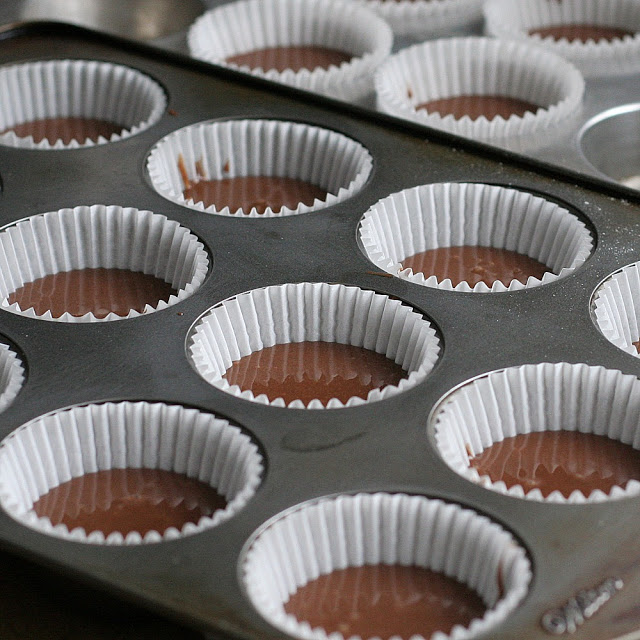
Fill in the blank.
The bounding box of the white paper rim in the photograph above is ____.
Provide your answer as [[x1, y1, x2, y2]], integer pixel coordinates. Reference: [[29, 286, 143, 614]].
[[359, 182, 593, 293], [354, 0, 484, 38], [187, 0, 392, 101], [0, 205, 209, 322], [433, 362, 640, 503], [0, 60, 167, 150], [0, 343, 25, 414], [0, 401, 264, 545], [375, 37, 584, 142], [242, 493, 531, 640], [484, 0, 640, 77], [592, 262, 640, 357], [188, 282, 441, 409], [147, 119, 374, 218]]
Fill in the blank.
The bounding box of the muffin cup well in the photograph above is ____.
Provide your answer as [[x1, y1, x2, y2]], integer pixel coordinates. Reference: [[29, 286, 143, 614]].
[[243, 493, 531, 640], [359, 182, 593, 293], [0, 342, 24, 415], [0, 60, 167, 149], [0, 205, 209, 322], [375, 37, 584, 142], [433, 362, 640, 503], [187, 0, 392, 102], [188, 282, 440, 408], [484, 0, 640, 77], [0, 402, 263, 544], [147, 119, 373, 217]]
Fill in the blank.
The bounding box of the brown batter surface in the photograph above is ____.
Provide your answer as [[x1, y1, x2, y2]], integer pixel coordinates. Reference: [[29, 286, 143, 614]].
[[1, 117, 123, 144], [284, 564, 486, 639], [529, 24, 634, 42], [416, 95, 540, 120], [401, 245, 549, 287], [223, 341, 407, 404], [8, 268, 177, 318], [469, 431, 640, 498], [32, 468, 228, 537], [183, 175, 328, 214], [226, 45, 352, 72]]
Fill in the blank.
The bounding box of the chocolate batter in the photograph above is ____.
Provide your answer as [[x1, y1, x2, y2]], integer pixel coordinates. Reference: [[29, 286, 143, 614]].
[[1, 117, 123, 145], [469, 431, 640, 498], [634, 340, 640, 353], [416, 95, 540, 120], [529, 24, 634, 42], [32, 468, 228, 537], [401, 245, 549, 287], [284, 564, 486, 639], [8, 268, 177, 318], [183, 175, 329, 214], [223, 341, 407, 404], [225, 46, 352, 72]]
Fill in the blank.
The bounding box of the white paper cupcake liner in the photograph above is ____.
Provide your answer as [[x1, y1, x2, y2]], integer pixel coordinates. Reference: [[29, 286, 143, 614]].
[[0, 205, 209, 322], [592, 261, 640, 357], [0, 401, 263, 544], [188, 282, 440, 408], [243, 493, 531, 640], [0, 60, 167, 149], [187, 0, 392, 102], [147, 119, 373, 217], [484, 0, 640, 77], [375, 37, 584, 142], [352, 0, 483, 39], [359, 182, 592, 293], [433, 362, 640, 503], [0, 343, 24, 415]]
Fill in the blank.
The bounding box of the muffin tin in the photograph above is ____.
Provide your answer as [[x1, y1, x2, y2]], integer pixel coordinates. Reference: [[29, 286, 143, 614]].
[[3, 19, 640, 640]]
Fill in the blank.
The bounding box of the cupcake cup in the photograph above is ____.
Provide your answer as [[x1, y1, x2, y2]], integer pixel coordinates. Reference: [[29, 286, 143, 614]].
[[243, 493, 531, 640], [0, 205, 209, 322], [0, 342, 25, 414], [147, 119, 373, 217], [484, 0, 640, 77], [375, 37, 584, 142], [353, 0, 484, 40], [359, 182, 593, 293], [187, 0, 393, 102], [0, 60, 167, 149], [0, 401, 263, 544], [433, 362, 640, 503], [592, 261, 640, 357], [188, 282, 441, 408]]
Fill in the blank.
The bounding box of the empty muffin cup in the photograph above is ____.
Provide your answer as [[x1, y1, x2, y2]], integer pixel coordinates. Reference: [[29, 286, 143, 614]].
[[0, 342, 25, 415], [147, 119, 373, 217], [484, 0, 640, 77], [0, 401, 263, 544], [187, 0, 392, 102], [242, 492, 531, 640], [188, 282, 440, 408], [0, 205, 209, 322], [433, 362, 640, 503], [0, 60, 167, 149], [359, 182, 592, 293], [375, 37, 584, 142], [592, 261, 640, 357]]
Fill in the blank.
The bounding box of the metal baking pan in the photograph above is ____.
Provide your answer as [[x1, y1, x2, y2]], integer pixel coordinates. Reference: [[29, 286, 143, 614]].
[[1, 20, 640, 640]]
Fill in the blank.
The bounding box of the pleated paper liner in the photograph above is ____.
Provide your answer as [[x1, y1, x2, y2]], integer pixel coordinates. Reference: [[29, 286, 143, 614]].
[[353, 0, 483, 39], [0, 60, 166, 149], [592, 261, 640, 358], [147, 119, 373, 217], [484, 0, 640, 77], [359, 182, 593, 293], [242, 493, 531, 640], [433, 363, 640, 503], [375, 37, 584, 143], [188, 282, 440, 409], [0, 342, 24, 414], [0, 205, 209, 322], [187, 0, 392, 102], [0, 402, 263, 544]]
